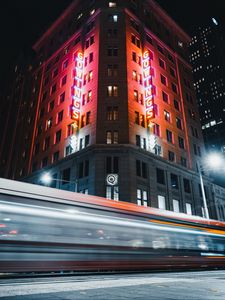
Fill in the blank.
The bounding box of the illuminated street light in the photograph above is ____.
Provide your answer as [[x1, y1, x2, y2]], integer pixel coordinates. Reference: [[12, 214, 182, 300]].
[[41, 173, 52, 184], [205, 152, 224, 170]]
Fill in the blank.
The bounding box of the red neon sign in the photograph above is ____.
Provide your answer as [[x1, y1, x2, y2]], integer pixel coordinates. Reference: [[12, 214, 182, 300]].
[[143, 50, 155, 123], [71, 52, 83, 124]]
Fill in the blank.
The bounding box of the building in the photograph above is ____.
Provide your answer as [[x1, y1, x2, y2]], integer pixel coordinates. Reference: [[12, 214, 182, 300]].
[[2, 0, 223, 219], [189, 18, 225, 153]]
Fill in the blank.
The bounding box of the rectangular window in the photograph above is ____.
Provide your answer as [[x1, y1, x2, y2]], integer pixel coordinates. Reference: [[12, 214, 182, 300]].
[[136, 160, 147, 178], [158, 195, 166, 210], [49, 100, 54, 112], [86, 111, 91, 124], [137, 189, 148, 207], [136, 135, 141, 147], [107, 47, 118, 56], [106, 131, 118, 144], [106, 156, 119, 173], [59, 92, 65, 103], [65, 145, 73, 157], [51, 84, 57, 94], [173, 199, 180, 213], [153, 123, 160, 137], [62, 59, 68, 70], [183, 178, 191, 193], [171, 173, 179, 189], [135, 111, 139, 124], [166, 129, 173, 143], [181, 156, 187, 167], [55, 130, 61, 144], [53, 151, 59, 163], [174, 99, 180, 111], [44, 136, 50, 151], [170, 67, 176, 77], [176, 117, 182, 130], [178, 136, 185, 149], [168, 150, 175, 162], [61, 168, 70, 184], [107, 85, 118, 97], [42, 157, 48, 168], [156, 168, 165, 184], [172, 83, 178, 94], [87, 90, 92, 102], [186, 203, 192, 215], [164, 110, 171, 122], [61, 75, 67, 86], [160, 74, 167, 85], [89, 52, 93, 63], [132, 51, 137, 62], [85, 135, 90, 147], [57, 110, 63, 123], [46, 118, 52, 130], [108, 64, 118, 76], [159, 58, 165, 69], [162, 91, 169, 103]]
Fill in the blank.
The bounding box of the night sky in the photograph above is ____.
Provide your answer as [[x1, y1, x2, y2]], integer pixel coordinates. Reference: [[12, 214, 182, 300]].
[[1, 0, 225, 93]]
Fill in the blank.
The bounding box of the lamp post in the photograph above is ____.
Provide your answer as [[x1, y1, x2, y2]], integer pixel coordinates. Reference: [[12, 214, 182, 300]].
[[41, 173, 78, 192], [197, 152, 224, 219]]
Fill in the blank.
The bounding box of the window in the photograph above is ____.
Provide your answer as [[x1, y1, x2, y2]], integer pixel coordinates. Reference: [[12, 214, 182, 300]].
[[186, 203, 192, 215], [157, 44, 164, 54], [164, 110, 171, 122], [42, 157, 48, 168], [136, 160, 147, 178], [61, 168, 70, 184], [159, 58, 165, 69], [137, 189, 148, 207], [140, 114, 145, 127], [178, 136, 185, 149], [86, 20, 95, 33], [89, 52, 94, 63], [107, 106, 118, 120], [84, 112, 90, 125], [107, 85, 118, 96], [79, 137, 85, 150], [85, 135, 90, 147], [176, 117, 182, 129], [81, 115, 85, 128], [174, 99, 180, 111], [107, 28, 118, 38], [44, 136, 50, 151], [65, 145, 73, 156], [183, 178, 191, 193], [136, 135, 141, 147], [166, 129, 173, 143], [172, 83, 178, 94], [90, 35, 94, 45], [181, 156, 187, 167], [106, 131, 118, 144], [55, 130, 61, 144], [168, 150, 175, 162], [106, 186, 119, 200], [168, 53, 174, 63], [52, 68, 58, 78], [107, 47, 118, 56], [57, 110, 63, 123], [153, 123, 160, 137], [108, 64, 118, 76], [136, 135, 146, 149], [173, 199, 180, 213], [88, 70, 93, 81], [131, 34, 140, 48], [53, 151, 59, 163], [108, 14, 118, 22], [87, 90, 92, 102], [160, 74, 167, 85], [78, 160, 89, 178], [67, 123, 76, 137], [61, 75, 67, 86], [106, 156, 119, 173], [132, 70, 137, 81], [59, 92, 65, 103], [156, 168, 165, 184], [62, 59, 68, 70], [171, 174, 179, 189], [158, 195, 166, 210], [162, 91, 169, 103], [170, 67, 176, 77], [135, 111, 139, 124], [51, 84, 56, 94], [132, 51, 137, 62]]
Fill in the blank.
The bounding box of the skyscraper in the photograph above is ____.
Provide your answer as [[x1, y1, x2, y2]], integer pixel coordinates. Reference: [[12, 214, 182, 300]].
[[190, 17, 225, 152], [1, 0, 221, 219]]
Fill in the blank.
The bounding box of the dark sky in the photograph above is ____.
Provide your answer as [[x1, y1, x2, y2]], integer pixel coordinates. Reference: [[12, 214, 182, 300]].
[[1, 0, 225, 93]]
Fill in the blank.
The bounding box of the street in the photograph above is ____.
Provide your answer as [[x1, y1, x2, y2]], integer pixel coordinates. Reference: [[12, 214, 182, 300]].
[[1, 270, 225, 299]]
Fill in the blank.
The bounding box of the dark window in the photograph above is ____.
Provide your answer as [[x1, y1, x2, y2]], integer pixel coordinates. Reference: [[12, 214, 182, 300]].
[[85, 135, 90, 147], [183, 178, 191, 193], [176, 117, 182, 129], [168, 150, 175, 162], [162, 91, 169, 103], [159, 58, 165, 69], [171, 173, 179, 189], [106, 157, 119, 173], [170, 67, 176, 77], [61, 168, 70, 184], [160, 74, 167, 85], [174, 99, 180, 111], [193, 143, 197, 155], [55, 130, 61, 144], [42, 157, 48, 168], [181, 157, 187, 167], [61, 75, 67, 86], [156, 168, 165, 184], [178, 136, 185, 149], [86, 111, 91, 124], [136, 135, 141, 147], [51, 84, 56, 94], [53, 68, 58, 78], [154, 123, 160, 136], [89, 52, 94, 63], [157, 44, 164, 54], [132, 51, 137, 62], [166, 129, 173, 143], [136, 160, 141, 177], [65, 145, 73, 156], [107, 64, 118, 76], [59, 92, 65, 103], [44, 136, 50, 151], [172, 83, 178, 94], [57, 110, 63, 123], [135, 111, 139, 124], [53, 151, 59, 162], [84, 160, 89, 177], [107, 47, 118, 56], [49, 100, 54, 112], [62, 59, 68, 70]]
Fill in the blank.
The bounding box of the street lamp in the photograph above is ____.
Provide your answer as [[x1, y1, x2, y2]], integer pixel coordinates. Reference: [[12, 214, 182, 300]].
[[197, 152, 224, 219], [40, 173, 78, 192]]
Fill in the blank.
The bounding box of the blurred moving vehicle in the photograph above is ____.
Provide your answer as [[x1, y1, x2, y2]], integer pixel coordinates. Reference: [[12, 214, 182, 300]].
[[1, 178, 225, 273]]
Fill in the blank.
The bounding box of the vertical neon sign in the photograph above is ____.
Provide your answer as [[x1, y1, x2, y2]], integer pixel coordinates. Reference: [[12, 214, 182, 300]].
[[71, 52, 84, 126], [143, 50, 155, 124]]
